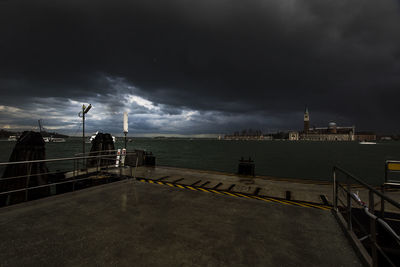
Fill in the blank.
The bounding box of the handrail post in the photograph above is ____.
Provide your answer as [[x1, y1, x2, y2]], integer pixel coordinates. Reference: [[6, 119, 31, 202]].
[[72, 160, 76, 192], [25, 163, 31, 202], [384, 160, 388, 184], [369, 191, 378, 267], [333, 167, 337, 211], [85, 154, 88, 175], [96, 157, 99, 179], [347, 175, 352, 231], [380, 185, 385, 219]]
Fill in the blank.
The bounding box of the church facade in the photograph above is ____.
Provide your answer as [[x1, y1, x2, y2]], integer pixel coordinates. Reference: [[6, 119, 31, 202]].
[[297, 108, 355, 141]]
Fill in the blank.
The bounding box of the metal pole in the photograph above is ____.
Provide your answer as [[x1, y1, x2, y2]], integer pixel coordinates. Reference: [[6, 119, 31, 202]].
[[82, 106, 85, 156], [382, 161, 387, 218], [25, 163, 30, 202], [133, 154, 139, 180], [347, 175, 352, 231], [333, 167, 337, 211], [124, 132, 127, 149], [369, 191, 378, 267], [381, 185, 385, 218], [384, 161, 388, 184]]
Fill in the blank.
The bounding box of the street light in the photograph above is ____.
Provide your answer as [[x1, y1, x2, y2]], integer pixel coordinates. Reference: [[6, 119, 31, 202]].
[[78, 104, 92, 155]]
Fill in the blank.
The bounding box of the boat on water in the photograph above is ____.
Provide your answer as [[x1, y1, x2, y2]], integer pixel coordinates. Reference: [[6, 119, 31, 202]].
[[38, 119, 67, 143], [359, 141, 377, 145], [7, 135, 18, 141], [43, 136, 66, 143], [89, 131, 116, 143]]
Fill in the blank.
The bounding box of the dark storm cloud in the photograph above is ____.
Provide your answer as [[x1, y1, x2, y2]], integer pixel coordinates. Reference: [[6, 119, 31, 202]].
[[0, 0, 399, 133]]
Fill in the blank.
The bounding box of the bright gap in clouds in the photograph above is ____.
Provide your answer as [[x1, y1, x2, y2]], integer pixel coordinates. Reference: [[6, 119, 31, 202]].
[[0, 91, 209, 135], [0, 74, 284, 136], [125, 95, 160, 111]]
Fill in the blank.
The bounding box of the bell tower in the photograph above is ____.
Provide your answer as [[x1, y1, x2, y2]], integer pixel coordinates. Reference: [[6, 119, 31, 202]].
[[304, 107, 310, 133]]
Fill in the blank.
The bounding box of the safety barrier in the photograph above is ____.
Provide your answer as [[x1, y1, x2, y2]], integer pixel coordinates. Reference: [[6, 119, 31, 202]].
[[0, 150, 138, 206], [333, 166, 400, 267], [385, 160, 400, 186]]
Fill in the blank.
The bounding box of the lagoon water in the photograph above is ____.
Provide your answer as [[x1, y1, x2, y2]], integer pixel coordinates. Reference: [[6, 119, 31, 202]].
[[1, 138, 400, 185]]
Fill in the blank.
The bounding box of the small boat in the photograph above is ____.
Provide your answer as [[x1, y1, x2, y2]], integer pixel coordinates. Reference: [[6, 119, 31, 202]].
[[359, 141, 377, 145], [51, 137, 66, 143], [43, 136, 66, 143], [38, 120, 66, 143], [8, 136, 18, 141]]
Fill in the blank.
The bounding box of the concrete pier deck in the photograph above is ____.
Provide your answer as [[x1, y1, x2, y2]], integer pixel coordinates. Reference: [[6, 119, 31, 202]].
[[0, 179, 362, 266], [132, 166, 337, 203], [130, 165, 400, 209]]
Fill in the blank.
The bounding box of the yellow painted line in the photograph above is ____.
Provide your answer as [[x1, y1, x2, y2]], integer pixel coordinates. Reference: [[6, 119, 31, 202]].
[[273, 198, 310, 208], [251, 195, 328, 210], [138, 177, 330, 210], [265, 197, 296, 206], [186, 186, 198, 191], [318, 205, 332, 210], [294, 202, 331, 210], [299, 202, 331, 210], [235, 193, 253, 199], [251, 196, 273, 203], [272, 198, 316, 209], [198, 188, 210, 193], [265, 197, 329, 210], [209, 189, 224, 195], [223, 191, 239, 197], [285, 200, 330, 210]]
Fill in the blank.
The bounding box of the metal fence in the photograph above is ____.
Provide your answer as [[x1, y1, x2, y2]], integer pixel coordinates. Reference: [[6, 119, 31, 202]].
[[385, 160, 400, 185], [333, 166, 400, 267], [0, 150, 139, 206]]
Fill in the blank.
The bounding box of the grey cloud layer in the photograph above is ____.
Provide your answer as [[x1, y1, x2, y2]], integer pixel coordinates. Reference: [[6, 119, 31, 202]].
[[0, 0, 399, 133]]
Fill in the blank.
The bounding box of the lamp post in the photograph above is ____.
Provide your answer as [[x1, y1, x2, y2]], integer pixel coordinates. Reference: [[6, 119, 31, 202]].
[[123, 111, 128, 149], [78, 104, 92, 155]]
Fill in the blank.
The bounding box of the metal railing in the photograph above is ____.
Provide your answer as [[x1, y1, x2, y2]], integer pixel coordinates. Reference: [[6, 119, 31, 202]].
[[333, 166, 400, 267], [0, 150, 139, 206], [385, 160, 400, 186]]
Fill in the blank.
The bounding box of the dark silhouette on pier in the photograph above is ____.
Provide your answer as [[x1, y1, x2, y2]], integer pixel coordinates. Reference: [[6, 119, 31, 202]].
[[0, 131, 49, 205]]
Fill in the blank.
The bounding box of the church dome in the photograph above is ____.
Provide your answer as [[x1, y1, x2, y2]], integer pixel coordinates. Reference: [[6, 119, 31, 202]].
[[328, 122, 337, 129]]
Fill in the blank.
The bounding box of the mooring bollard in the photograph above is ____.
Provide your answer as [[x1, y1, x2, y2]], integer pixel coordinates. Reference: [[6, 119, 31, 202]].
[[238, 156, 255, 176], [87, 132, 115, 168], [1, 131, 50, 205], [144, 152, 156, 166]]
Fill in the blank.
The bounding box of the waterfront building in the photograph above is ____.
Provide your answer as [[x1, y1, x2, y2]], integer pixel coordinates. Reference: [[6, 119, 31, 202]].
[[223, 134, 269, 140], [300, 109, 355, 141], [223, 129, 271, 140], [289, 131, 299, 140], [355, 132, 377, 142]]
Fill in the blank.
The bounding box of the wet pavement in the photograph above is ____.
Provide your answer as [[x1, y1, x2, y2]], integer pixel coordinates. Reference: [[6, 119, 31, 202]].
[[0, 179, 362, 266]]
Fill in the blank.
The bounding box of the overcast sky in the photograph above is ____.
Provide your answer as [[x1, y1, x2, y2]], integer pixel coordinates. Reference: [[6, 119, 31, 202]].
[[0, 0, 399, 136]]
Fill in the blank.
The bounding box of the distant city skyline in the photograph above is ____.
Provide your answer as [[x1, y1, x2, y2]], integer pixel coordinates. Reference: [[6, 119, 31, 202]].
[[1, 0, 400, 135]]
